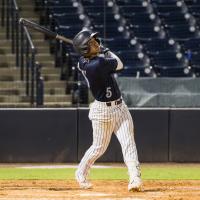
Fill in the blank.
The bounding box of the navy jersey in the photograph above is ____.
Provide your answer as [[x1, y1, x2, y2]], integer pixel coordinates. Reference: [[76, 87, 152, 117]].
[[78, 56, 121, 102]]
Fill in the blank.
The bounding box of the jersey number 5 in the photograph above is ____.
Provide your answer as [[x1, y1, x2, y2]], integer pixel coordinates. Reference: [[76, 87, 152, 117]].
[[106, 87, 112, 98]]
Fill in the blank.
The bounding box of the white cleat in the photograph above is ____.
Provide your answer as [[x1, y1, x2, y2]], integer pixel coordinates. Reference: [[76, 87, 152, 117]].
[[128, 176, 143, 192], [75, 170, 92, 189]]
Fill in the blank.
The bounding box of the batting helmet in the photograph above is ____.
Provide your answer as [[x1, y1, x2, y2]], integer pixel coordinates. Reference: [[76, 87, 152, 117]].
[[73, 30, 99, 56]]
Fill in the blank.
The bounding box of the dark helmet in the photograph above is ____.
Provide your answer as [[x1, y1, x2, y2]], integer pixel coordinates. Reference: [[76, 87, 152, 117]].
[[73, 29, 99, 56]]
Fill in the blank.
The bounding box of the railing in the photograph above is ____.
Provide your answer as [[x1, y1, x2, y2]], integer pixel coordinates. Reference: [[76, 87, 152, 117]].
[[1, 0, 20, 66], [1, 0, 44, 107], [20, 24, 44, 106]]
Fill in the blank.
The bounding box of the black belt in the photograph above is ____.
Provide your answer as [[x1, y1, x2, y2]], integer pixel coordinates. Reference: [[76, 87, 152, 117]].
[[106, 98, 122, 107]]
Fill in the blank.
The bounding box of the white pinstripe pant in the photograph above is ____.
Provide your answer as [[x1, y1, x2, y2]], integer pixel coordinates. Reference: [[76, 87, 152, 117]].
[[77, 99, 141, 181]]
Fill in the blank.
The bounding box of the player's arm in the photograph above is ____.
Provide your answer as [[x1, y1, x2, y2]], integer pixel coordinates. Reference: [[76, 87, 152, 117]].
[[104, 51, 123, 71]]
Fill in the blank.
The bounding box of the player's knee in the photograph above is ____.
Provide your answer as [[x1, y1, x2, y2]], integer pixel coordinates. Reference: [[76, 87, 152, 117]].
[[91, 145, 106, 158]]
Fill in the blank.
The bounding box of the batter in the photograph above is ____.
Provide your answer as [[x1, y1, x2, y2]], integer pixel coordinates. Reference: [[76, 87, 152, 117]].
[[73, 30, 142, 192]]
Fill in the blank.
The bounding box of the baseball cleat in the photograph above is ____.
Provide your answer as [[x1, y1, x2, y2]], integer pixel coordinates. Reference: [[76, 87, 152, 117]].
[[75, 170, 92, 189], [128, 176, 142, 192]]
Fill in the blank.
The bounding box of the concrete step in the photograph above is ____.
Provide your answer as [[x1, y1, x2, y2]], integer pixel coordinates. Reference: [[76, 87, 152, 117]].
[[0, 31, 46, 40], [0, 80, 65, 88], [0, 54, 16, 63], [19, 5, 37, 10], [31, 39, 51, 48], [0, 87, 66, 96], [44, 88, 66, 95], [0, 81, 24, 88], [43, 81, 66, 88], [43, 94, 72, 102], [1, 93, 71, 103], [41, 67, 60, 74], [0, 95, 21, 103], [43, 102, 72, 107], [1, 38, 50, 51], [39, 61, 55, 68], [0, 17, 39, 26], [0, 66, 60, 77], [18, 0, 35, 6], [0, 102, 72, 108], [0, 73, 60, 81], [0, 53, 54, 64], [0, 102, 31, 108], [0, 88, 22, 95], [0, 33, 6, 40], [43, 74, 60, 81], [19, 10, 38, 18], [0, 46, 50, 54], [0, 67, 20, 75]]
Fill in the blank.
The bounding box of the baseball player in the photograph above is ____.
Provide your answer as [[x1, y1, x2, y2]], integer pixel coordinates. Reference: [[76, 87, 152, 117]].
[[73, 29, 142, 192]]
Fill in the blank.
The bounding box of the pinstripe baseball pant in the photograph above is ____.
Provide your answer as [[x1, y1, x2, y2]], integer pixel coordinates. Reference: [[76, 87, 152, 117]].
[[77, 98, 141, 180]]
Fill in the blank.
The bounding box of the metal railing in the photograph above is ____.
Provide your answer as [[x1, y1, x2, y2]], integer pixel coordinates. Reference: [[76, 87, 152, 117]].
[[1, 0, 20, 66], [20, 24, 44, 106], [1, 0, 44, 107]]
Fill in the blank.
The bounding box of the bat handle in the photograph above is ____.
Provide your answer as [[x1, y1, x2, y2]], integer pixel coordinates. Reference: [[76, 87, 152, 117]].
[[56, 35, 73, 45]]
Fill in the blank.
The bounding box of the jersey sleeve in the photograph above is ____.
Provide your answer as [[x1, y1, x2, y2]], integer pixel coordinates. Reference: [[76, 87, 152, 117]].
[[99, 57, 118, 73], [78, 56, 88, 70]]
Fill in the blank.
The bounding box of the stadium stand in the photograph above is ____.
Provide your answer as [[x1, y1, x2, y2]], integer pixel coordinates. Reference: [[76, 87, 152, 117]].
[[1, 0, 200, 107]]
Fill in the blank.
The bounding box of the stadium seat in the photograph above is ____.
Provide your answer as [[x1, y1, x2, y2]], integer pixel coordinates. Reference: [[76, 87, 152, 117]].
[[51, 13, 84, 28], [152, 0, 188, 15], [102, 36, 143, 52], [115, 0, 147, 6], [80, 0, 106, 6], [168, 25, 200, 41], [126, 13, 161, 26], [183, 38, 200, 53], [145, 38, 181, 56], [190, 52, 200, 76], [84, 6, 113, 14], [117, 50, 155, 77], [161, 12, 196, 28], [91, 25, 125, 38], [88, 12, 119, 26], [130, 25, 166, 41], [152, 51, 193, 77]]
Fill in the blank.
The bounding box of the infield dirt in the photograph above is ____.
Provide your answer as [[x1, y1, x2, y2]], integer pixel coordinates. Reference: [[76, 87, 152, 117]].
[[0, 180, 200, 200]]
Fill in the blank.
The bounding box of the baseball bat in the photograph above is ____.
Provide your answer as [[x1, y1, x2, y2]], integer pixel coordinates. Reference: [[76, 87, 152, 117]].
[[19, 18, 73, 45]]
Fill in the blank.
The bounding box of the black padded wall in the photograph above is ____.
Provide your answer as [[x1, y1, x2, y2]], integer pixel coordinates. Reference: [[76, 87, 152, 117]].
[[131, 109, 169, 162], [0, 109, 77, 162], [169, 109, 200, 162]]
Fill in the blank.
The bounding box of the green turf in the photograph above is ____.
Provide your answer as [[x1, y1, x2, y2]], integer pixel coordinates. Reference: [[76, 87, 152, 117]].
[[0, 165, 200, 180]]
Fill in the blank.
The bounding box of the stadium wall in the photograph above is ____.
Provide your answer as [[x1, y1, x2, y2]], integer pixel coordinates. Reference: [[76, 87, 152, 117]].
[[0, 108, 199, 163]]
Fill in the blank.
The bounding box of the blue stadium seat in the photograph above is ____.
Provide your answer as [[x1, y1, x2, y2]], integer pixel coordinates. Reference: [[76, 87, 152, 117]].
[[52, 13, 84, 27], [126, 13, 161, 26], [168, 25, 200, 41], [183, 38, 200, 53], [80, 0, 106, 6], [117, 50, 155, 77], [91, 25, 125, 38], [145, 38, 181, 56], [84, 6, 113, 14], [190, 52, 200, 76], [115, 0, 146, 6], [88, 12, 119, 26], [130, 25, 166, 41], [152, 51, 193, 77], [152, 0, 188, 14], [119, 6, 150, 15], [161, 12, 196, 28], [102, 37, 143, 52]]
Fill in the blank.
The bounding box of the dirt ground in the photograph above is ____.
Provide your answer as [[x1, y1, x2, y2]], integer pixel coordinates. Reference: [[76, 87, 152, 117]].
[[0, 180, 200, 200]]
